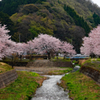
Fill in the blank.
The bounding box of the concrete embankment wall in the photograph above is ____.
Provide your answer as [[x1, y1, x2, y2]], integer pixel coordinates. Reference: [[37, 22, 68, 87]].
[[0, 69, 18, 89], [53, 61, 73, 68], [80, 66, 100, 84]]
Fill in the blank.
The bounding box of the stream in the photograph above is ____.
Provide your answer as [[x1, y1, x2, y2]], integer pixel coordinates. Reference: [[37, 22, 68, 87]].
[[31, 66, 80, 100], [31, 74, 71, 100]]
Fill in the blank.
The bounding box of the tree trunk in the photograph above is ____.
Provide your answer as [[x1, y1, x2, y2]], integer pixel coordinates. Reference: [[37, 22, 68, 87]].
[[63, 55, 66, 59], [47, 52, 51, 59], [56, 53, 58, 59], [12, 56, 14, 68]]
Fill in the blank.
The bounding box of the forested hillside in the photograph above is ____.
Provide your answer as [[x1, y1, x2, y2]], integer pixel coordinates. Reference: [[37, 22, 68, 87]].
[[0, 0, 100, 53], [0, 0, 46, 15]]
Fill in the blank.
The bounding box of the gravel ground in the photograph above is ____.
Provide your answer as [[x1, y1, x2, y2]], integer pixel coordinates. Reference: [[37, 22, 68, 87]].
[[14, 66, 68, 75]]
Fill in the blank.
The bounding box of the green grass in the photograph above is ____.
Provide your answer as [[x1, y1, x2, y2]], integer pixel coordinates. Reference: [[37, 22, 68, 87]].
[[53, 56, 63, 59], [72, 60, 78, 64], [60, 71, 100, 100], [83, 59, 100, 71], [0, 71, 45, 100], [47, 68, 73, 75], [0, 62, 12, 74], [51, 58, 71, 62]]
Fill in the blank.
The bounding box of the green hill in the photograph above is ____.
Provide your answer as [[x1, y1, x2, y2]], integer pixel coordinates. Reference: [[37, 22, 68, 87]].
[[0, 0, 100, 52]]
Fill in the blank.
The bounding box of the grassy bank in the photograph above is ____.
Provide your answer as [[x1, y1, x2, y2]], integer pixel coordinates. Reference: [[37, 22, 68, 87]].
[[47, 68, 73, 75], [83, 59, 100, 71], [0, 71, 46, 100], [51, 58, 71, 62], [60, 71, 100, 100], [0, 62, 12, 73]]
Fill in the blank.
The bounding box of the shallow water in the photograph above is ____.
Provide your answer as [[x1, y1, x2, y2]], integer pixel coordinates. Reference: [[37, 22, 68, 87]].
[[31, 74, 71, 100]]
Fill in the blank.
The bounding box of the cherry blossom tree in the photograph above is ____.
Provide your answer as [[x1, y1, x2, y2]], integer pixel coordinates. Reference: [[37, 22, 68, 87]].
[[0, 24, 12, 59], [80, 25, 100, 57], [30, 34, 76, 59], [0, 42, 6, 59], [24, 40, 36, 60], [0, 24, 25, 60], [60, 42, 76, 58], [26, 40, 35, 54], [14, 43, 27, 60], [15, 43, 27, 55]]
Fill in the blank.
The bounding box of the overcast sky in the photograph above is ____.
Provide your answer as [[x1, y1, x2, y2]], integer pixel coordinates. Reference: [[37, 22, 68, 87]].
[[92, 0, 100, 7]]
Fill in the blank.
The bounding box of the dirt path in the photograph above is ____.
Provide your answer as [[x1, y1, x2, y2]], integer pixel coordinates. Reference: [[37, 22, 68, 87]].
[[14, 66, 68, 74]]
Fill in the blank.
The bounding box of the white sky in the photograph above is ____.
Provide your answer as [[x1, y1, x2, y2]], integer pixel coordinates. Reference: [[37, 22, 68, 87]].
[[92, 0, 100, 7]]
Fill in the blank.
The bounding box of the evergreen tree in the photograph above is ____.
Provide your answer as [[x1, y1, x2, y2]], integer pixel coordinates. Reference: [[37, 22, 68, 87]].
[[0, 11, 15, 37], [64, 5, 90, 35], [93, 13, 100, 26]]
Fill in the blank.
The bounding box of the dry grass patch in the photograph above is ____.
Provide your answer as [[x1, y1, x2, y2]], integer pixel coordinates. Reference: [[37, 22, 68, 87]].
[[47, 68, 73, 75], [0, 62, 12, 74]]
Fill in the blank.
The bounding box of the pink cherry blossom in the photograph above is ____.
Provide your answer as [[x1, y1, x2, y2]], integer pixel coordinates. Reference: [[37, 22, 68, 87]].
[[81, 25, 100, 56], [27, 34, 76, 58]]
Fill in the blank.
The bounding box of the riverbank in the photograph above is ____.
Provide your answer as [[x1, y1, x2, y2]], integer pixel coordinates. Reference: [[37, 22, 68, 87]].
[[0, 62, 12, 73], [0, 59, 73, 100], [0, 66, 72, 100], [59, 71, 100, 100], [14, 66, 73, 75], [0, 71, 47, 100]]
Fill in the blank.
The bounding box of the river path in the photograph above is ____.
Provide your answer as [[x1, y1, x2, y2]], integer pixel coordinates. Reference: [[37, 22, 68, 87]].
[[31, 65, 80, 100], [31, 74, 71, 100]]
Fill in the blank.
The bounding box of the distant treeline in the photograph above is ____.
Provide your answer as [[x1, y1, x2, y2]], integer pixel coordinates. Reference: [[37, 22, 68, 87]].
[[0, 0, 46, 15]]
